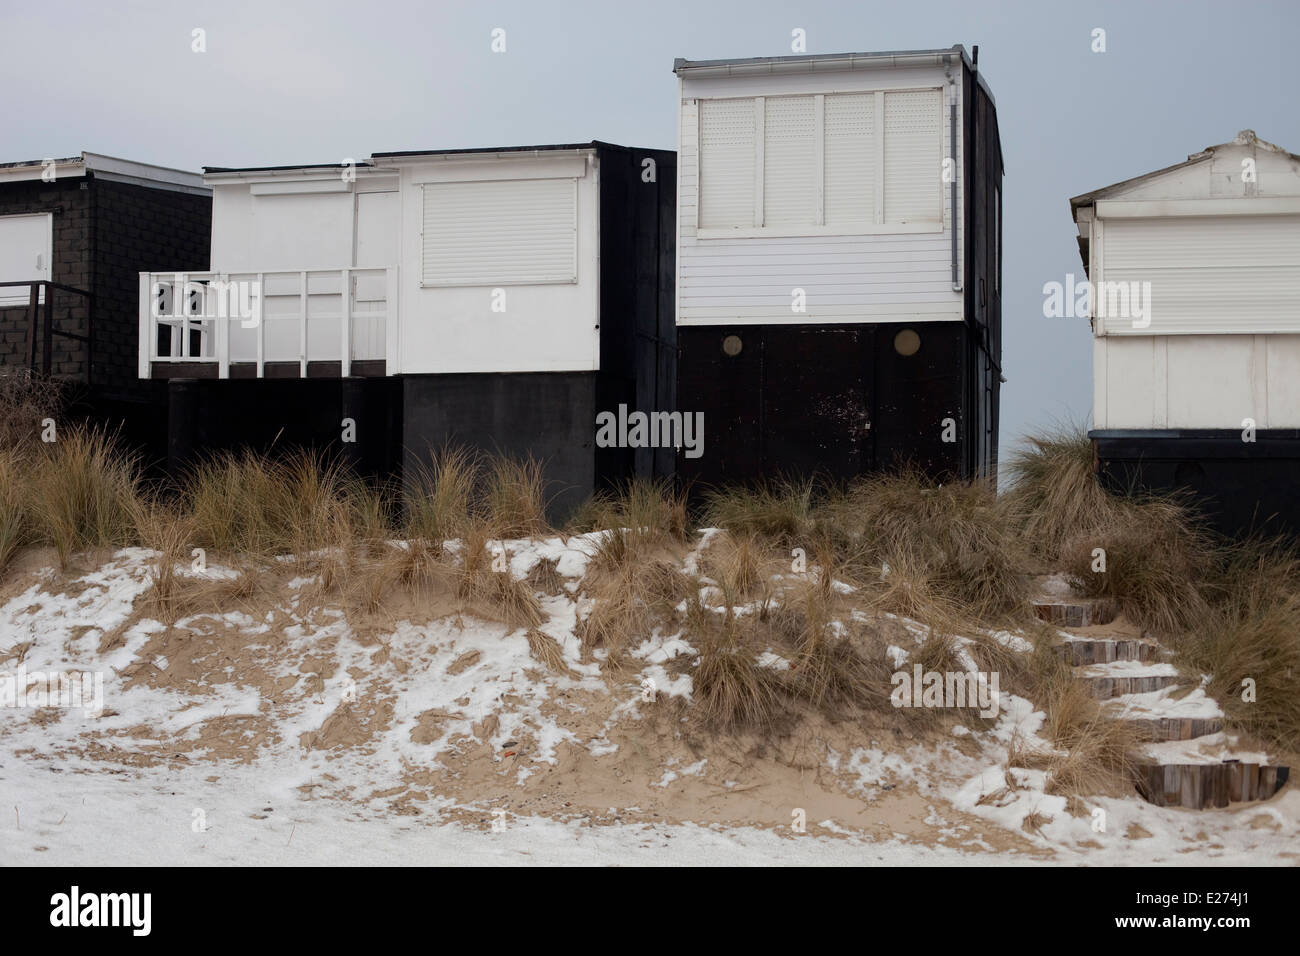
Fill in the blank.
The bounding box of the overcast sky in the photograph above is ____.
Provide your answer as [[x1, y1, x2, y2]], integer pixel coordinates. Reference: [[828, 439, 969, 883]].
[[4, 0, 1297, 463]]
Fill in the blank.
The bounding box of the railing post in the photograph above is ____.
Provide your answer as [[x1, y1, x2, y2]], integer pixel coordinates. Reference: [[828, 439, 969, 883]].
[[256, 271, 265, 378], [385, 266, 399, 375], [138, 273, 152, 379], [42, 283, 54, 377], [217, 289, 230, 379], [171, 273, 183, 358], [299, 270, 308, 378], [26, 282, 39, 373], [340, 267, 351, 377]]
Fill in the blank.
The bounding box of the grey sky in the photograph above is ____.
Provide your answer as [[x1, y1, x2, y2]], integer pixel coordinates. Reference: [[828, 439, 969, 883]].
[[4, 0, 1297, 464]]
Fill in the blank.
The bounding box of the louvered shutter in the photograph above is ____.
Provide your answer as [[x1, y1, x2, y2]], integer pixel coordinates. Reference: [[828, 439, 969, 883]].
[[421, 178, 577, 286], [699, 98, 756, 229], [824, 93, 876, 227], [883, 89, 942, 224], [763, 96, 817, 227], [1103, 215, 1300, 334]]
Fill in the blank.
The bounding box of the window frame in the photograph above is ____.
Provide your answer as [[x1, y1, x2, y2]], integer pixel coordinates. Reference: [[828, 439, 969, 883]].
[[695, 87, 947, 240]]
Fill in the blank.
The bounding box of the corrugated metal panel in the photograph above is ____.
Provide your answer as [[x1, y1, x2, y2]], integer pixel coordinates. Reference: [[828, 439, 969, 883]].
[[699, 98, 756, 229], [824, 92, 875, 226], [763, 95, 817, 227], [884, 89, 942, 224], [1103, 215, 1300, 333], [421, 178, 577, 286]]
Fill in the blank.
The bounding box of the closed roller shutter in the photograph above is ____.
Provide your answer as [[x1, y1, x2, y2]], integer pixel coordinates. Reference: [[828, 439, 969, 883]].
[[884, 89, 942, 224], [824, 92, 875, 227], [763, 95, 817, 227], [699, 98, 756, 229], [422, 178, 577, 286], [1103, 215, 1300, 333]]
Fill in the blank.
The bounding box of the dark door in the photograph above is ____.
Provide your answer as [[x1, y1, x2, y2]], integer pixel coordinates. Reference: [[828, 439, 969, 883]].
[[761, 327, 873, 481]]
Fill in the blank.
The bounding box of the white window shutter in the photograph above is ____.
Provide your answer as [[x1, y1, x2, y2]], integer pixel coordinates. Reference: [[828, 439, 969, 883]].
[[699, 98, 757, 229], [883, 89, 943, 224], [422, 178, 577, 286], [823, 92, 876, 227], [762, 95, 817, 227]]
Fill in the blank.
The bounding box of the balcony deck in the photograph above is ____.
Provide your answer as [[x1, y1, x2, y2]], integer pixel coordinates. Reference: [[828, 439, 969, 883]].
[[138, 267, 397, 380]]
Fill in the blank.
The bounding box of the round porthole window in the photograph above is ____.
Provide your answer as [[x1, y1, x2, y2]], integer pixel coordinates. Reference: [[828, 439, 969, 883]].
[[722, 334, 744, 357], [893, 329, 921, 357]]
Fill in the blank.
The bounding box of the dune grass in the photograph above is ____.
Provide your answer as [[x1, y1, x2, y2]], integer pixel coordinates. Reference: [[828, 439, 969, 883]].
[[26, 427, 141, 566]]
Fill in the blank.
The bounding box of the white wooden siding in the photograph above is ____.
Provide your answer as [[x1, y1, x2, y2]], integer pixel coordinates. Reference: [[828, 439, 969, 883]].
[[420, 178, 577, 286], [678, 63, 962, 326], [1098, 214, 1300, 335], [207, 151, 600, 376], [397, 152, 601, 374], [1095, 333, 1300, 429]]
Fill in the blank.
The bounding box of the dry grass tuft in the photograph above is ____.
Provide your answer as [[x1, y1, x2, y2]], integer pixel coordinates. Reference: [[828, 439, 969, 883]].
[[482, 455, 549, 538], [687, 604, 787, 732], [703, 478, 819, 546], [0, 448, 29, 573], [829, 469, 1028, 621], [525, 556, 565, 597], [27, 427, 140, 566], [132, 495, 194, 623], [526, 628, 569, 674], [455, 523, 545, 630], [403, 444, 477, 546], [0, 371, 63, 451]]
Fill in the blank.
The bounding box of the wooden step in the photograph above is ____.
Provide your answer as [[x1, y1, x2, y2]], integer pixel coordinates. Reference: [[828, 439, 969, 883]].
[[1124, 715, 1225, 742], [1082, 673, 1181, 699], [1032, 599, 1116, 628], [1135, 762, 1290, 809], [1057, 637, 1158, 666]]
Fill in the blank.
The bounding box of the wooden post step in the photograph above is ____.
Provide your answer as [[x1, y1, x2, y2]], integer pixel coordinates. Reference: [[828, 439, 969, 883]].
[[1032, 600, 1117, 628], [1124, 715, 1225, 742], [1057, 638, 1159, 666], [1083, 674, 1181, 699], [1135, 762, 1290, 809]]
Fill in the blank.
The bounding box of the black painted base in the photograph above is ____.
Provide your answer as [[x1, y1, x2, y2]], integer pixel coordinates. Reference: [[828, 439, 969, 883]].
[[677, 322, 972, 489], [1092, 429, 1300, 538]]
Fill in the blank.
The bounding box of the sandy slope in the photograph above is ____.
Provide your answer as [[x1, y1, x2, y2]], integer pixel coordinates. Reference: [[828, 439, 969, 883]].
[[0, 541, 1296, 866]]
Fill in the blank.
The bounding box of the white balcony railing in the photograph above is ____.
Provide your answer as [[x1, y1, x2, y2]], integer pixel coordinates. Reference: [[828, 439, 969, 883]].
[[138, 267, 398, 378]]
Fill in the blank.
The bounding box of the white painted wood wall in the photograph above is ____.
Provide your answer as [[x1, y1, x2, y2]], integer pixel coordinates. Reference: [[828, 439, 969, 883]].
[[207, 149, 601, 376], [677, 63, 963, 326], [1083, 138, 1300, 429]]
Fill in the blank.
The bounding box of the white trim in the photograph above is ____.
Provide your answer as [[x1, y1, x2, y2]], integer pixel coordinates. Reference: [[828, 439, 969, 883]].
[[1095, 197, 1300, 219], [678, 302, 961, 324], [251, 179, 351, 195], [409, 156, 588, 185], [697, 219, 942, 239]]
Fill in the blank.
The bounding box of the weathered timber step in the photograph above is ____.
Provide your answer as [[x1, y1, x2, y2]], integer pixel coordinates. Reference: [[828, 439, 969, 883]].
[[1032, 599, 1117, 628], [1124, 715, 1225, 742], [1135, 762, 1290, 809], [1081, 673, 1182, 699], [1057, 637, 1159, 666]]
